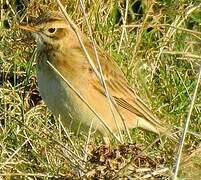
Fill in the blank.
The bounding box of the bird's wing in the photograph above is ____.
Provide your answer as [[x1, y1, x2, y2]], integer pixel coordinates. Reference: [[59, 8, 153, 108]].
[[86, 45, 166, 133]]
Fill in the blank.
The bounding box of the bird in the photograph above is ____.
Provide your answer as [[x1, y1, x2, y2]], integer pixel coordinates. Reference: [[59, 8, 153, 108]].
[[18, 11, 171, 143]]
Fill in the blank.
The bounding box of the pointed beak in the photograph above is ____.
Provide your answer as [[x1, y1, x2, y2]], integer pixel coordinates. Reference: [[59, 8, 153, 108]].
[[18, 24, 39, 32]]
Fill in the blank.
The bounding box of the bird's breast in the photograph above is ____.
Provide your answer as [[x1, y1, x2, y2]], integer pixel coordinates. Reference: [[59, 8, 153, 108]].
[[35, 55, 99, 131]]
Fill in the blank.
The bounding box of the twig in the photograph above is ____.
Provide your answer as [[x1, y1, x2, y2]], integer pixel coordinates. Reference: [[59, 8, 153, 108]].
[[172, 64, 201, 179]]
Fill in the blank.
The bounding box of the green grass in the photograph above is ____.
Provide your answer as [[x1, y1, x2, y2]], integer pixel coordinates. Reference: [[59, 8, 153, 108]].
[[0, 0, 201, 179]]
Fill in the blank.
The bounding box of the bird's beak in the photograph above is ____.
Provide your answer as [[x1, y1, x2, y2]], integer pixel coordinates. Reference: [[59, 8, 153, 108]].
[[18, 24, 39, 32]]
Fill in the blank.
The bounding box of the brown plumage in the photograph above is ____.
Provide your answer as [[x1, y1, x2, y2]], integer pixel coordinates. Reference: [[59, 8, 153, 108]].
[[19, 11, 171, 142]]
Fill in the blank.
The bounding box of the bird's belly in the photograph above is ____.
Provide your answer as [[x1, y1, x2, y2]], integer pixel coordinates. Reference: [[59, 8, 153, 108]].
[[36, 60, 128, 138], [36, 68, 97, 132]]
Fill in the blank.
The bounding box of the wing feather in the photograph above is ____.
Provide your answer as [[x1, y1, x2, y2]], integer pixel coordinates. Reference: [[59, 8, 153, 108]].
[[85, 42, 165, 132]]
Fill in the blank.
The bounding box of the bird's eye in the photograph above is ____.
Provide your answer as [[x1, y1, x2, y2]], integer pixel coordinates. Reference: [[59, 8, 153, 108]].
[[47, 28, 56, 33]]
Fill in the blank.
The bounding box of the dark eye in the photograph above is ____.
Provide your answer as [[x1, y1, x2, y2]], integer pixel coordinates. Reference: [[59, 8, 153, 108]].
[[48, 28, 56, 33]]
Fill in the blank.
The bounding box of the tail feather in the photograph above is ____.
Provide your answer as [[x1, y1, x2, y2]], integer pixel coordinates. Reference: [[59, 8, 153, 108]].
[[137, 116, 178, 141]]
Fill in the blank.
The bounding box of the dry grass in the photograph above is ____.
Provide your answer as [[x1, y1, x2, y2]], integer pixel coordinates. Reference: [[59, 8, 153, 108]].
[[0, 0, 201, 179]]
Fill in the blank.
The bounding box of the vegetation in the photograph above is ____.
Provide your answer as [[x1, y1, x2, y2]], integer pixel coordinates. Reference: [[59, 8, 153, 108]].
[[0, 0, 201, 179]]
